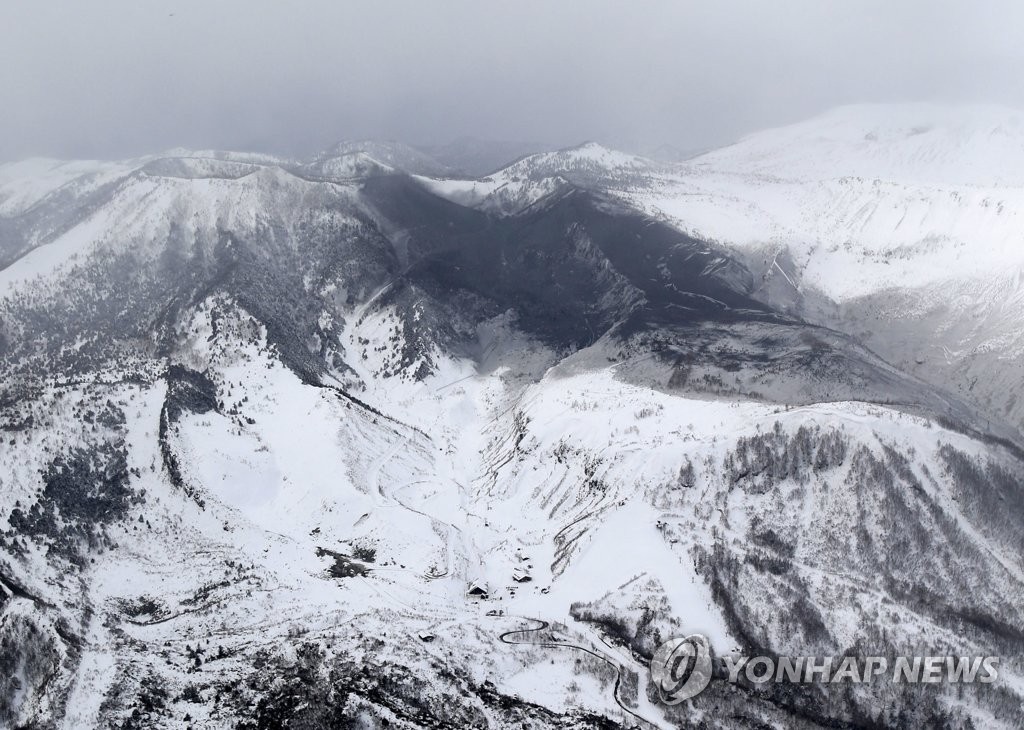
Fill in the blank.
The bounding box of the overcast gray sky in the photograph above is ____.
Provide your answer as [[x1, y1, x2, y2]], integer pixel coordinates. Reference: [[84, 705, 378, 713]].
[[2, 1, 1023, 162]]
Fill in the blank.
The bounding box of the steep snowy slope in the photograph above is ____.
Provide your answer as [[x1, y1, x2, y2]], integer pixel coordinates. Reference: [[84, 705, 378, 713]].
[[417, 142, 660, 216], [625, 105, 1024, 437], [0, 158, 140, 217], [1, 135, 1023, 729], [687, 106, 1024, 437], [634, 104, 1024, 298], [418, 105, 1024, 436]]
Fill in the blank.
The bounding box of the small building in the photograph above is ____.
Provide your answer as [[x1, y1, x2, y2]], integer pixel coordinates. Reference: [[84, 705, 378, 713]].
[[512, 567, 532, 583]]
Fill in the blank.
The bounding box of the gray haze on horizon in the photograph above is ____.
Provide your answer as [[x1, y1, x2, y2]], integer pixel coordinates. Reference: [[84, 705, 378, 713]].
[[2, 1, 1023, 163]]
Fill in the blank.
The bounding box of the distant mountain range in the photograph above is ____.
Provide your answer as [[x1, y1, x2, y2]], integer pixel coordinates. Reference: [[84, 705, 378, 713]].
[[1, 104, 1022, 729]]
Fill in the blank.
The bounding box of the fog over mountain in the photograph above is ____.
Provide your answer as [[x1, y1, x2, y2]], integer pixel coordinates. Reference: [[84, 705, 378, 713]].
[[3, 5, 1024, 730], [3, 1, 1024, 161]]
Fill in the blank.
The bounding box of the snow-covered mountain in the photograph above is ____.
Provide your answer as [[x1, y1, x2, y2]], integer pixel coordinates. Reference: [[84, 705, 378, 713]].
[[317, 140, 454, 178], [647, 104, 1024, 438], [693, 103, 1024, 185], [416, 142, 661, 216], [1, 108, 1023, 729], [419, 104, 1024, 436], [415, 138, 552, 178]]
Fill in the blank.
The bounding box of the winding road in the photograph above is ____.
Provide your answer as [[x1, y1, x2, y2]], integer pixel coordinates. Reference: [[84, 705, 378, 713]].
[[498, 617, 662, 729]]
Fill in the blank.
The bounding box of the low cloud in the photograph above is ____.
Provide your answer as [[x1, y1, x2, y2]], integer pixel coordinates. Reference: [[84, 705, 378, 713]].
[[2, 0, 1021, 161]]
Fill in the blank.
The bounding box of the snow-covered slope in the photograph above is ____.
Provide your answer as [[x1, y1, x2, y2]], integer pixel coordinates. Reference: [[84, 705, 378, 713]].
[[643, 104, 1024, 435], [318, 140, 452, 177], [418, 142, 660, 215], [0, 158, 141, 217], [694, 103, 1024, 186], [626, 104, 1024, 298], [415, 106, 1024, 297], [415, 105, 1024, 435], [1, 118, 1023, 729], [416, 137, 550, 177]]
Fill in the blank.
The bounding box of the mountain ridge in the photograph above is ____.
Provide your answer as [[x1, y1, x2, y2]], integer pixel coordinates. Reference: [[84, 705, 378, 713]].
[[1, 104, 1023, 728]]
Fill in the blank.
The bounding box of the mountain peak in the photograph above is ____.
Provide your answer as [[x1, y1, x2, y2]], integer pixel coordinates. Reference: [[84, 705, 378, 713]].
[[318, 139, 450, 177], [491, 141, 655, 182], [693, 102, 1024, 185]]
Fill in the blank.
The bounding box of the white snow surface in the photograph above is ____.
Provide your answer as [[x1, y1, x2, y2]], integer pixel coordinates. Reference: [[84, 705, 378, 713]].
[[619, 104, 1024, 300]]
